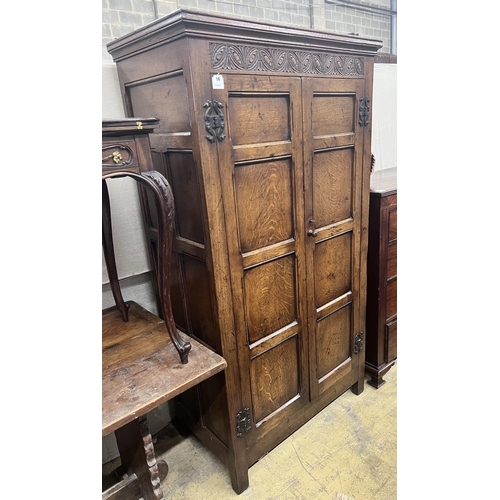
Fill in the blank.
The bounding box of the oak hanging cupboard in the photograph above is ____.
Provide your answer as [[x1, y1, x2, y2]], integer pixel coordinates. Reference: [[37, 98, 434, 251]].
[[107, 9, 382, 494]]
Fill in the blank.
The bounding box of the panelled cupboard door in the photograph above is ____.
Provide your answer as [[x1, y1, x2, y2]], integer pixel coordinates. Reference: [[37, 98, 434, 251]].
[[214, 74, 310, 450], [302, 77, 366, 399]]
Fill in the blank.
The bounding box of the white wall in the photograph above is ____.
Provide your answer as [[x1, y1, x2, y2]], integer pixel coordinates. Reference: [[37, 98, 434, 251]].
[[371, 63, 397, 171], [102, 49, 159, 315]]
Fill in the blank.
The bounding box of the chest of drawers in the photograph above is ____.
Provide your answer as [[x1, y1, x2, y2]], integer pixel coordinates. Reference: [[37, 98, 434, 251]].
[[365, 167, 397, 388]]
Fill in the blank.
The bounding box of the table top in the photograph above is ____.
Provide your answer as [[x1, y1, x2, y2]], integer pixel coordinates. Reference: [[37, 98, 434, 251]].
[[370, 167, 397, 196], [102, 301, 227, 436]]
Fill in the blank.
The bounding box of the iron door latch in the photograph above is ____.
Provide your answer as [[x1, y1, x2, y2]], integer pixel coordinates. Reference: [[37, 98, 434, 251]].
[[358, 97, 370, 127], [236, 407, 251, 437], [354, 331, 364, 354], [204, 100, 226, 143]]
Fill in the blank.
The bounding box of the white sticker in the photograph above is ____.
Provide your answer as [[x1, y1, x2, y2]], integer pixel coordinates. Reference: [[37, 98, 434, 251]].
[[212, 74, 224, 89]]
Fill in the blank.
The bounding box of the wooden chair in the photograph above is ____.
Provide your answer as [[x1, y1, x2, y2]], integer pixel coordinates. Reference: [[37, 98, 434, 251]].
[[102, 118, 227, 500], [102, 118, 191, 364]]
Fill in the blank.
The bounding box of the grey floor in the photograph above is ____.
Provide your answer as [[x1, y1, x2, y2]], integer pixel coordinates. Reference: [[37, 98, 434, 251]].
[[104, 363, 397, 499]]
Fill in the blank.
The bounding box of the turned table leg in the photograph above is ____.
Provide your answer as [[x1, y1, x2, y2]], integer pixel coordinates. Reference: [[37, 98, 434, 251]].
[[113, 416, 168, 500]]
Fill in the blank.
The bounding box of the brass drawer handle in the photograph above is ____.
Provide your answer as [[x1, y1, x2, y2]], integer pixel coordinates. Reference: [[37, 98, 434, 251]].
[[102, 151, 123, 164]]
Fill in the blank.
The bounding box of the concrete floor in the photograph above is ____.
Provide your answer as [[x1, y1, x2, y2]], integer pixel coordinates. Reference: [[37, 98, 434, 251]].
[[146, 363, 397, 499]]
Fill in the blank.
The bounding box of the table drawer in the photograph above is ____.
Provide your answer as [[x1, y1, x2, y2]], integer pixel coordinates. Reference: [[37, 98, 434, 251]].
[[102, 138, 140, 173]]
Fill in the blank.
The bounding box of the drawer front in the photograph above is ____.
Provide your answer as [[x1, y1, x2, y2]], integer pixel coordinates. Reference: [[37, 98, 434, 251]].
[[386, 278, 397, 320], [102, 139, 140, 173], [388, 207, 397, 242], [387, 241, 397, 280], [385, 320, 397, 362]]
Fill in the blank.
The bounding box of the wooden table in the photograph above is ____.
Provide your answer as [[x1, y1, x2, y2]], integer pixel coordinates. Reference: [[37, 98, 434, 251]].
[[102, 118, 227, 499], [102, 301, 227, 500]]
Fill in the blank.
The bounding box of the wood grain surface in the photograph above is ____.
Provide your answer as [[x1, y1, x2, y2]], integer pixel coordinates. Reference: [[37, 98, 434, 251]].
[[102, 301, 226, 436]]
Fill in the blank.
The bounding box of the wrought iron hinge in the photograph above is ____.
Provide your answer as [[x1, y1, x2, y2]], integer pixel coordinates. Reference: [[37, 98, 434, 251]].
[[204, 100, 226, 143], [354, 331, 364, 354], [236, 407, 251, 437], [358, 97, 370, 127]]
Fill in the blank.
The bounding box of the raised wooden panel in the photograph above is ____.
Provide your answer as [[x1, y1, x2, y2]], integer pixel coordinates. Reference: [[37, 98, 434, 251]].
[[178, 386, 199, 419], [313, 147, 353, 228], [388, 208, 397, 242], [314, 232, 352, 308], [228, 94, 290, 145], [166, 152, 205, 244], [199, 372, 229, 446], [316, 303, 351, 380], [183, 255, 218, 351], [387, 242, 397, 280], [235, 158, 294, 253], [250, 335, 300, 424], [311, 94, 355, 137], [386, 278, 397, 320], [386, 320, 397, 362], [127, 72, 191, 134], [244, 255, 296, 344]]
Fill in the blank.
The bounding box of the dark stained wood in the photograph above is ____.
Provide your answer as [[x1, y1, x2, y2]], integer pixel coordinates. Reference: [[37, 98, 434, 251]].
[[107, 9, 382, 494], [102, 473, 141, 500], [365, 166, 397, 388], [114, 417, 164, 500], [165, 152, 205, 244], [387, 320, 397, 362], [104, 419, 170, 500], [102, 119, 192, 364]]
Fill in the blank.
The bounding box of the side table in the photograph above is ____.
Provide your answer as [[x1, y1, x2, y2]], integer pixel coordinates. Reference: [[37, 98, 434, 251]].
[[102, 118, 227, 499]]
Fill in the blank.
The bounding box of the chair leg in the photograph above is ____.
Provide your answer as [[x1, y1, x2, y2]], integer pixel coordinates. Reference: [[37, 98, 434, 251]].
[[102, 179, 129, 322], [140, 171, 191, 364]]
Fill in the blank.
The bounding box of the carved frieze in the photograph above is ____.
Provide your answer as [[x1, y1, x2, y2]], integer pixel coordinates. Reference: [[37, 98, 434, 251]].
[[210, 42, 364, 76]]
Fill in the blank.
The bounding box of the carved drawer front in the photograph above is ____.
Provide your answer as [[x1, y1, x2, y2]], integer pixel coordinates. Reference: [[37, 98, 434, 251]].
[[102, 138, 139, 173], [385, 320, 397, 363]]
